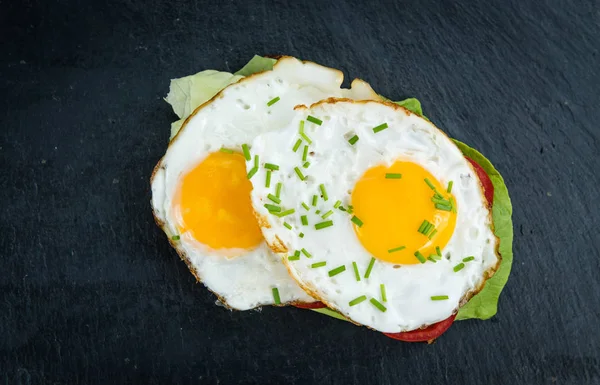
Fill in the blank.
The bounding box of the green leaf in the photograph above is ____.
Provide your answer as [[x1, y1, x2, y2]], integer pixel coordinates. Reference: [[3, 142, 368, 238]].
[[234, 55, 277, 76], [393, 98, 423, 117], [310, 307, 348, 321]]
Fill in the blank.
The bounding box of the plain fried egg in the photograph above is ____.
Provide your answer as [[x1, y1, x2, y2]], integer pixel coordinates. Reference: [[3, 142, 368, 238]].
[[151, 58, 381, 310], [247, 99, 499, 331]]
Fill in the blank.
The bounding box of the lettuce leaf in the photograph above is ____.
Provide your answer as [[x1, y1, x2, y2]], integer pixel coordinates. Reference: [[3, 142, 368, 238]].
[[234, 55, 277, 76]]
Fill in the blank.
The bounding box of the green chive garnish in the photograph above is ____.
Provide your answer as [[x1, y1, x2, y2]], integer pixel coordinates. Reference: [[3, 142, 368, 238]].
[[298, 120, 312, 144], [315, 210, 321, 215], [435, 203, 453, 211], [328, 265, 346, 277], [414, 251, 426, 264], [302, 145, 308, 162], [431, 295, 449, 301], [294, 250, 300, 257], [348, 135, 359, 145], [275, 182, 282, 198], [351, 215, 363, 227], [427, 256, 437, 263], [307, 115, 322, 125], [242, 144, 251, 160], [312, 195, 318, 206], [272, 288, 281, 304], [219, 147, 234, 154], [447, 180, 454, 193], [267, 96, 280, 106], [292, 139, 302, 152], [349, 295, 367, 306], [284, 222, 292, 230], [264, 204, 281, 212], [428, 229, 438, 239], [352, 262, 361, 281], [311, 261, 327, 268], [294, 167, 305, 181], [301, 215, 308, 226], [267, 194, 281, 204], [338, 206, 346, 211], [274, 208, 295, 217], [303, 161, 310, 168], [321, 210, 333, 219], [301, 248, 312, 258], [347, 205, 354, 214], [319, 184, 328, 201], [385, 173, 402, 179], [424, 178, 436, 190], [450, 197, 457, 213], [453, 263, 465, 272], [333, 200, 342, 209], [463, 256, 475, 262], [247, 167, 258, 179], [299, 232, 304, 238], [369, 298, 387, 312], [314, 220, 333, 230], [264, 163, 279, 171], [302, 202, 310, 211], [431, 196, 451, 205], [380, 284, 387, 302], [418, 220, 429, 233], [436, 246, 442, 256], [254, 155, 259, 168], [172, 235, 180, 241], [265, 170, 272, 188], [364, 257, 375, 278], [388, 246, 406, 253], [288, 255, 300, 261], [372, 123, 388, 133]]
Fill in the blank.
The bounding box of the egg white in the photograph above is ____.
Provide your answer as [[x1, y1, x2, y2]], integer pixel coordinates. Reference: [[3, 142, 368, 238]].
[[248, 99, 499, 330], [151, 58, 382, 310]]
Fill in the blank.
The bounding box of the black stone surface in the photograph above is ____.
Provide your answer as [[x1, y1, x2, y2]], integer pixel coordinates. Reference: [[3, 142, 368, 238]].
[[2, 0, 599, 384]]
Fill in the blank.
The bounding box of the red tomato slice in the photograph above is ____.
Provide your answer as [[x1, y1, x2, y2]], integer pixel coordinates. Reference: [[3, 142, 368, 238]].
[[293, 301, 327, 309], [466, 157, 494, 206]]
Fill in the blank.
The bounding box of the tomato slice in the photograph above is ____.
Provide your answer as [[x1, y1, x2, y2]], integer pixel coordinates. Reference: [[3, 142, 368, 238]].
[[466, 157, 494, 206], [293, 301, 327, 309]]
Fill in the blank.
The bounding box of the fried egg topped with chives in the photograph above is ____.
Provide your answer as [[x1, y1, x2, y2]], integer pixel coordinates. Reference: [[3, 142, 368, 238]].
[[151, 58, 381, 310], [247, 99, 500, 331]]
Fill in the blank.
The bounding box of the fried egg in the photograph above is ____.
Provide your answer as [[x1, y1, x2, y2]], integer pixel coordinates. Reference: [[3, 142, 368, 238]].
[[151, 58, 381, 310], [247, 99, 499, 331]]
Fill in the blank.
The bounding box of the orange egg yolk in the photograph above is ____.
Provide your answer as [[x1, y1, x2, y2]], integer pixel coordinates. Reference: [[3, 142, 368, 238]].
[[172, 151, 263, 253], [351, 161, 457, 265]]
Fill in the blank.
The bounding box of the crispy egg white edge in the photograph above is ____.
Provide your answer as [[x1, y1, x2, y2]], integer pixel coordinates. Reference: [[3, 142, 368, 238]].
[[248, 99, 499, 330], [150, 58, 382, 310]]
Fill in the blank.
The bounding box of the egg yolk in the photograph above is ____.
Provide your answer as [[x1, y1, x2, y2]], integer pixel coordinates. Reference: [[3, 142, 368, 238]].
[[172, 151, 263, 253], [351, 161, 457, 265]]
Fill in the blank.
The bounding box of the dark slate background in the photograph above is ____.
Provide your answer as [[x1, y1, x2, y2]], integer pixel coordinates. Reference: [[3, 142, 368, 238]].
[[2, 0, 599, 384]]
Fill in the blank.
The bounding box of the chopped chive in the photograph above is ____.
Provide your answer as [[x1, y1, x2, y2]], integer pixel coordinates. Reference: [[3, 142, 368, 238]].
[[314, 220, 333, 230], [427, 256, 437, 263], [380, 284, 387, 302], [414, 251, 426, 264], [298, 120, 312, 144], [434, 192, 444, 199], [418, 220, 429, 234], [219, 147, 234, 154], [338, 206, 346, 211], [315, 210, 321, 215], [172, 235, 180, 241], [275, 182, 282, 198], [254, 155, 259, 168], [364, 257, 376, 278], [294, 167, 305, 181], [319, 184, 329, 201], [450, 197, 457, 213], [349, 295, 367, 306], [264, 163, 279, 171], [274, 208, 295, 217], [302, 145, 309, 162], [463, 256, 475, 262], [301, 215, 308, 226], [321, 210, 333, 219], [283, 222, 292, 230], [328, 265, 346, 277], [423, 222, 434, 235], [385, 173, 402, 179], [299, 232, 304, 238], [348, 135, 359, 145], [288, 255, 300, 261], [369, 298, 387, 312], [267, 194, 281, 204], [352, 261, 361, 281], [431, 295, 449, 301], [435, 203, 453, 211], [333, 200, 342, 209], [301, 248, 312, 258], [292, 139, 302, 152], [302, 202, 310, 211], [351, 215, 363, 227], [388, 245, 406, 253], [428, 229, 438, 239], [272, 288, 281, 304], [267, 96, 280, 106], [294, 250, 301, 257], [247, 167, 258, 179], [311, 261, 327, 268], [347, 206, 354, 214], [447, 180, 454, 193], [242, 144, 251, 160], [303, 161, 310, 168], [453, 263, 465, 272], [424, 178, 436, 190], [436, 246, 442, 256], [265, 170, 272, 188], [307, 115, 322, 125], [312, 195, 318, 206], [431, 254, 442, 260], [372, 123, 388, 133], [264, 204, 281, 212], [431, 196, 451, 205]]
